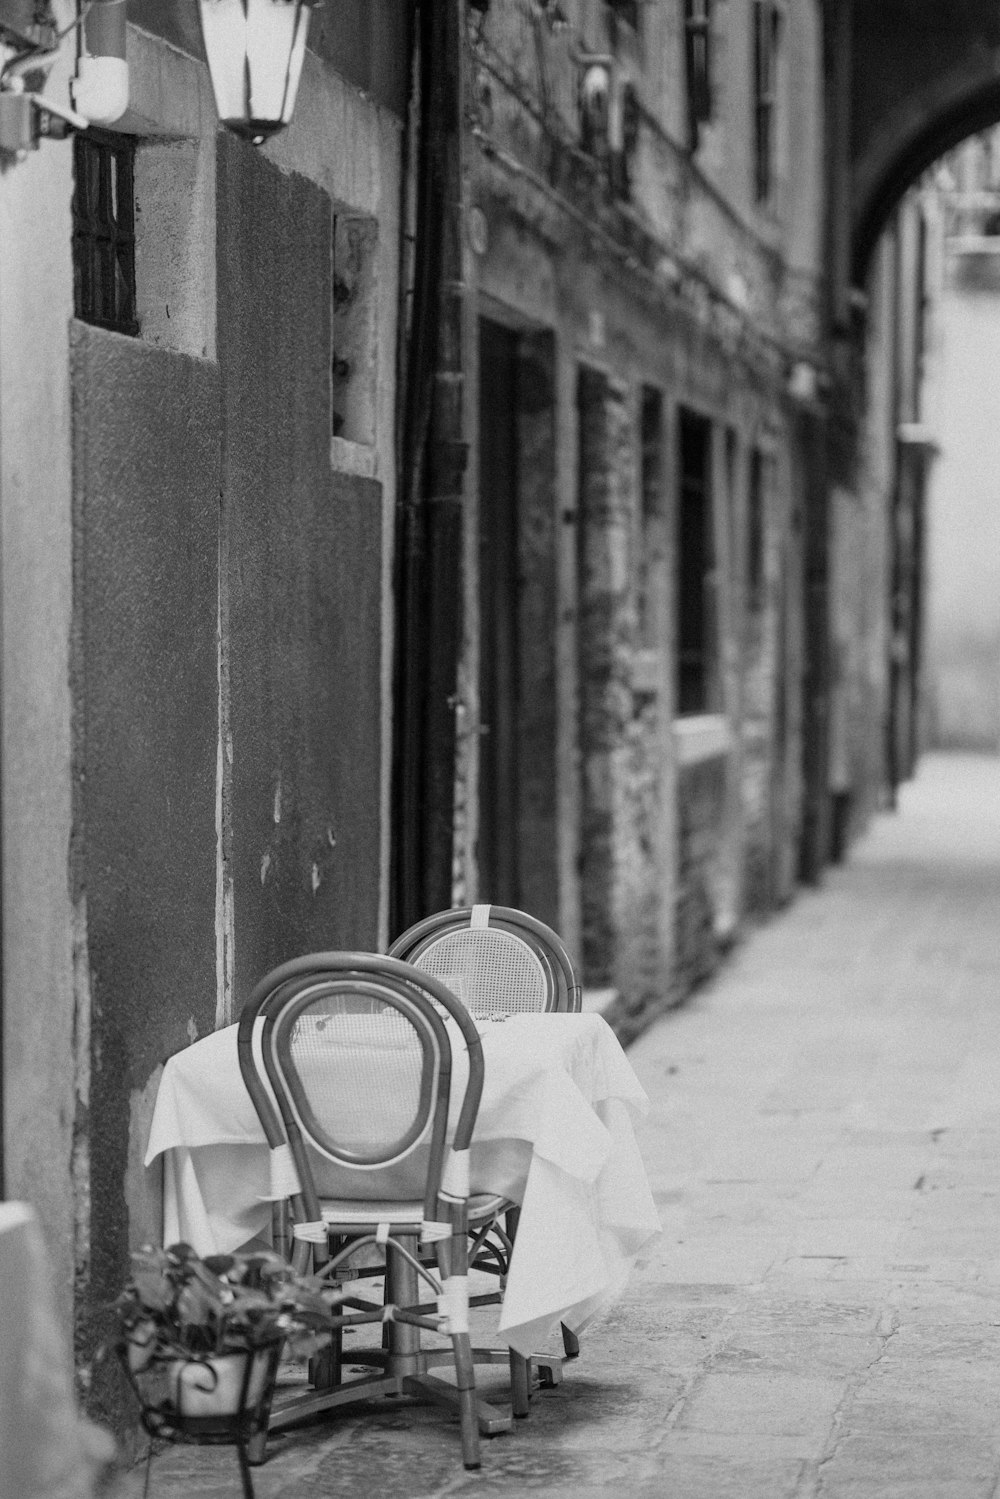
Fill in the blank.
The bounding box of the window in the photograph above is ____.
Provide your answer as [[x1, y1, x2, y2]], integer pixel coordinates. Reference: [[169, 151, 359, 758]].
[[752, 0, 781, 205], [746, 447, 767, 610], [676, 409, 717, 715], [72, 131, 138, 336], [684, 0, 712, 151]]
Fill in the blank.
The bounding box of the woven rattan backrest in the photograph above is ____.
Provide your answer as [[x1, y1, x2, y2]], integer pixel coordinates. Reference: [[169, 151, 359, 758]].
[[409, 927, 551, 1018], [238, 955, 485, 1233], [269, 978, 441, 1168]]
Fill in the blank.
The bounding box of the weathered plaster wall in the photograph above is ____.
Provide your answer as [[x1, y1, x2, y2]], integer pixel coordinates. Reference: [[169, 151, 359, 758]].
[[70, 325, 220, 1421], [577, 368, 636, 986], [217, 141, 383, 993], [0, 20, 78, 1339], [676, 756, 728, 993], [924, 257, 1000, 750], [0, 9, 403, 1443]]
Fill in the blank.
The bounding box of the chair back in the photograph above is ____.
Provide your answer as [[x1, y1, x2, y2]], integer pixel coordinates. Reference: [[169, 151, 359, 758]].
[[388, 904, 582, 1019], [237, 953, 484, 1226]]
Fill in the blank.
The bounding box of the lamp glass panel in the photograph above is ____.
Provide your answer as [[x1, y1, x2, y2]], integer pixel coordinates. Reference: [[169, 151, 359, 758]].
[[246, 0, 302, 123], [200, 0, 313, 135], [199, 0, 250, 125], [280, 5, 311, 124]]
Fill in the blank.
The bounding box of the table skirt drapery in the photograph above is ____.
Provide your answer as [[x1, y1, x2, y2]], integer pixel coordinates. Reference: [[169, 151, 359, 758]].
[[145, 1013, 660, 1357]]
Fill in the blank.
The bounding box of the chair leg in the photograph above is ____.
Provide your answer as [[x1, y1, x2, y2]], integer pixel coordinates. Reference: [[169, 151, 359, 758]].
[[245, 1428, 268, 1467], [561, 1323, 580, 1359], [452, 1332, 482, 1470], [309, 1327, 342, 1390], [509, 1350, 531, 1418]]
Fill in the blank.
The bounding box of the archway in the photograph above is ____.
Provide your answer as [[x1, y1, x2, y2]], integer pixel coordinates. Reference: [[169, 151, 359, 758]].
[[848, 0, 1000, 284]]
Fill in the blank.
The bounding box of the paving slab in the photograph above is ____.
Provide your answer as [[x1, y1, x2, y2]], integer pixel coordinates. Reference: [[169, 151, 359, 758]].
[[109, 755, 1000, 1498]]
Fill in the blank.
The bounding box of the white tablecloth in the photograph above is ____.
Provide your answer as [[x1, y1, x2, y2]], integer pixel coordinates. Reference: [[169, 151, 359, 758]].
[[145, 1013, 660, 1356]]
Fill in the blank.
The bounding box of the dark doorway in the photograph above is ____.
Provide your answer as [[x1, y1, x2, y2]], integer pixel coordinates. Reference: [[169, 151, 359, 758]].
[[478, 319, 521, 904], [676, 409, 717, 716], [477, 318, 558, 922]]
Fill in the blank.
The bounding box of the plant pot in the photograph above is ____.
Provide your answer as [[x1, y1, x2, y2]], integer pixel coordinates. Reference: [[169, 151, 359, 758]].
[[167, 1349, 274, 1419], [125, 1319, 158, 1374]]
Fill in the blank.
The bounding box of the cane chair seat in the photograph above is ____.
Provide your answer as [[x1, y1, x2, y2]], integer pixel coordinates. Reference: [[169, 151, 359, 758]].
[[316, 1194, 508, 1232]]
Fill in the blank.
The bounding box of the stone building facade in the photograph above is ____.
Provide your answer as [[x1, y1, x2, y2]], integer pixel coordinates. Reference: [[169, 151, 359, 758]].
[[454, 0, 835, 1036], [0, 0, 917, 1448]]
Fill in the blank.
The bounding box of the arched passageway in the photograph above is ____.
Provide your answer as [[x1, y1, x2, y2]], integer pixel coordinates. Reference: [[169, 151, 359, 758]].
[[847, 0, 1000, 282]]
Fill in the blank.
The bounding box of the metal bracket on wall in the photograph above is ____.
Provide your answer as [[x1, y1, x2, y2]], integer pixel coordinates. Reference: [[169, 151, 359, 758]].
[[0, 2, 85, 162]]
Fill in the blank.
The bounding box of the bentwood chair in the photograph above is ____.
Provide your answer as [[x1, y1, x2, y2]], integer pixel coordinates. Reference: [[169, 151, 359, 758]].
[[389, 905, 584, 1407], [388, 903, 582, 1019], [236, 952, 513, 1470]]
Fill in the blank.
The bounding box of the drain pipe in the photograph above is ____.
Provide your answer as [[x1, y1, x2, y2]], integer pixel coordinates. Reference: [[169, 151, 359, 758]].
[[72, 0, 128, 127]]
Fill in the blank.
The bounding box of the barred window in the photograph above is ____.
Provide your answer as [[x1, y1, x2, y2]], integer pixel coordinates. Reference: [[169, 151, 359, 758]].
[[684, 0, 712, 150], [72, 131, 138, 336]]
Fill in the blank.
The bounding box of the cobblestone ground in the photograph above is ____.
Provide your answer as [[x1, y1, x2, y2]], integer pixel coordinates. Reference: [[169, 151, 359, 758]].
[[114, 752, 1000, 1499]]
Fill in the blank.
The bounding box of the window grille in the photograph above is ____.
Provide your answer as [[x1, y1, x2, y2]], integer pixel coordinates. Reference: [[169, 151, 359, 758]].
[[72, 131, 138, 336], [684, 0, 712, 150], [676, 409, 718, 716], [753, 0, 781, 204]]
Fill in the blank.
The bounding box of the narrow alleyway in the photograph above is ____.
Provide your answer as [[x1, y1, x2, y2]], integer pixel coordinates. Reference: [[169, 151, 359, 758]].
[[116, 752, 1000, 1499]]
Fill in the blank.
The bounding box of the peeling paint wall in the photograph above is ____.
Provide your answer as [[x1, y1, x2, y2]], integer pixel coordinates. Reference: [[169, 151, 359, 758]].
[[1, 7, 404, 1447], [0, 1, 80, 1345], [217, 141, 382, 991], [70, 326, 220, 1424]]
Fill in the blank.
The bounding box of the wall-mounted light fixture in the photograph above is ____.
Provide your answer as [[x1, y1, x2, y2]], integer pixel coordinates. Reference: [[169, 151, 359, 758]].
[[198, 0, 318, 146], [72, 0, 129, 128], [0, 3, 87, 160], [0, 0, 317, 165], [577, 52, 614, 156]]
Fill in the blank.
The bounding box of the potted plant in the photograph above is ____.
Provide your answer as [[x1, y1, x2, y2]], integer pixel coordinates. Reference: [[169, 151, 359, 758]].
[[112, 1242, 340, 1496]]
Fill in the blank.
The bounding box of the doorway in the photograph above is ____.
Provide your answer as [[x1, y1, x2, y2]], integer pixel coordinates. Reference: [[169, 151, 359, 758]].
[[476, 318, 558, 922], [478, 319, 519, 904]]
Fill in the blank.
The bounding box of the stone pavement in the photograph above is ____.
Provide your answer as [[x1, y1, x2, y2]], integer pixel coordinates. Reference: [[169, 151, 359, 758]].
[[113, 752, 1000, 1499]]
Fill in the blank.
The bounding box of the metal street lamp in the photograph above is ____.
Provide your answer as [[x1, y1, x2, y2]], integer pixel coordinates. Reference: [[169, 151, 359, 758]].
[[197, 0, 318, 146], [0, 0, 319, 161]]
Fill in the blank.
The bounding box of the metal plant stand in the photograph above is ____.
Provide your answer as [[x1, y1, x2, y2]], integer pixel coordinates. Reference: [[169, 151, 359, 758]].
[[119, 1338, 284, 1499]]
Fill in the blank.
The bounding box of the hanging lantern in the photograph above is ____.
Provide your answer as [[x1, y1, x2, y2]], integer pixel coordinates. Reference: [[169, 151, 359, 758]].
[[198, 0, 317, 145]]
